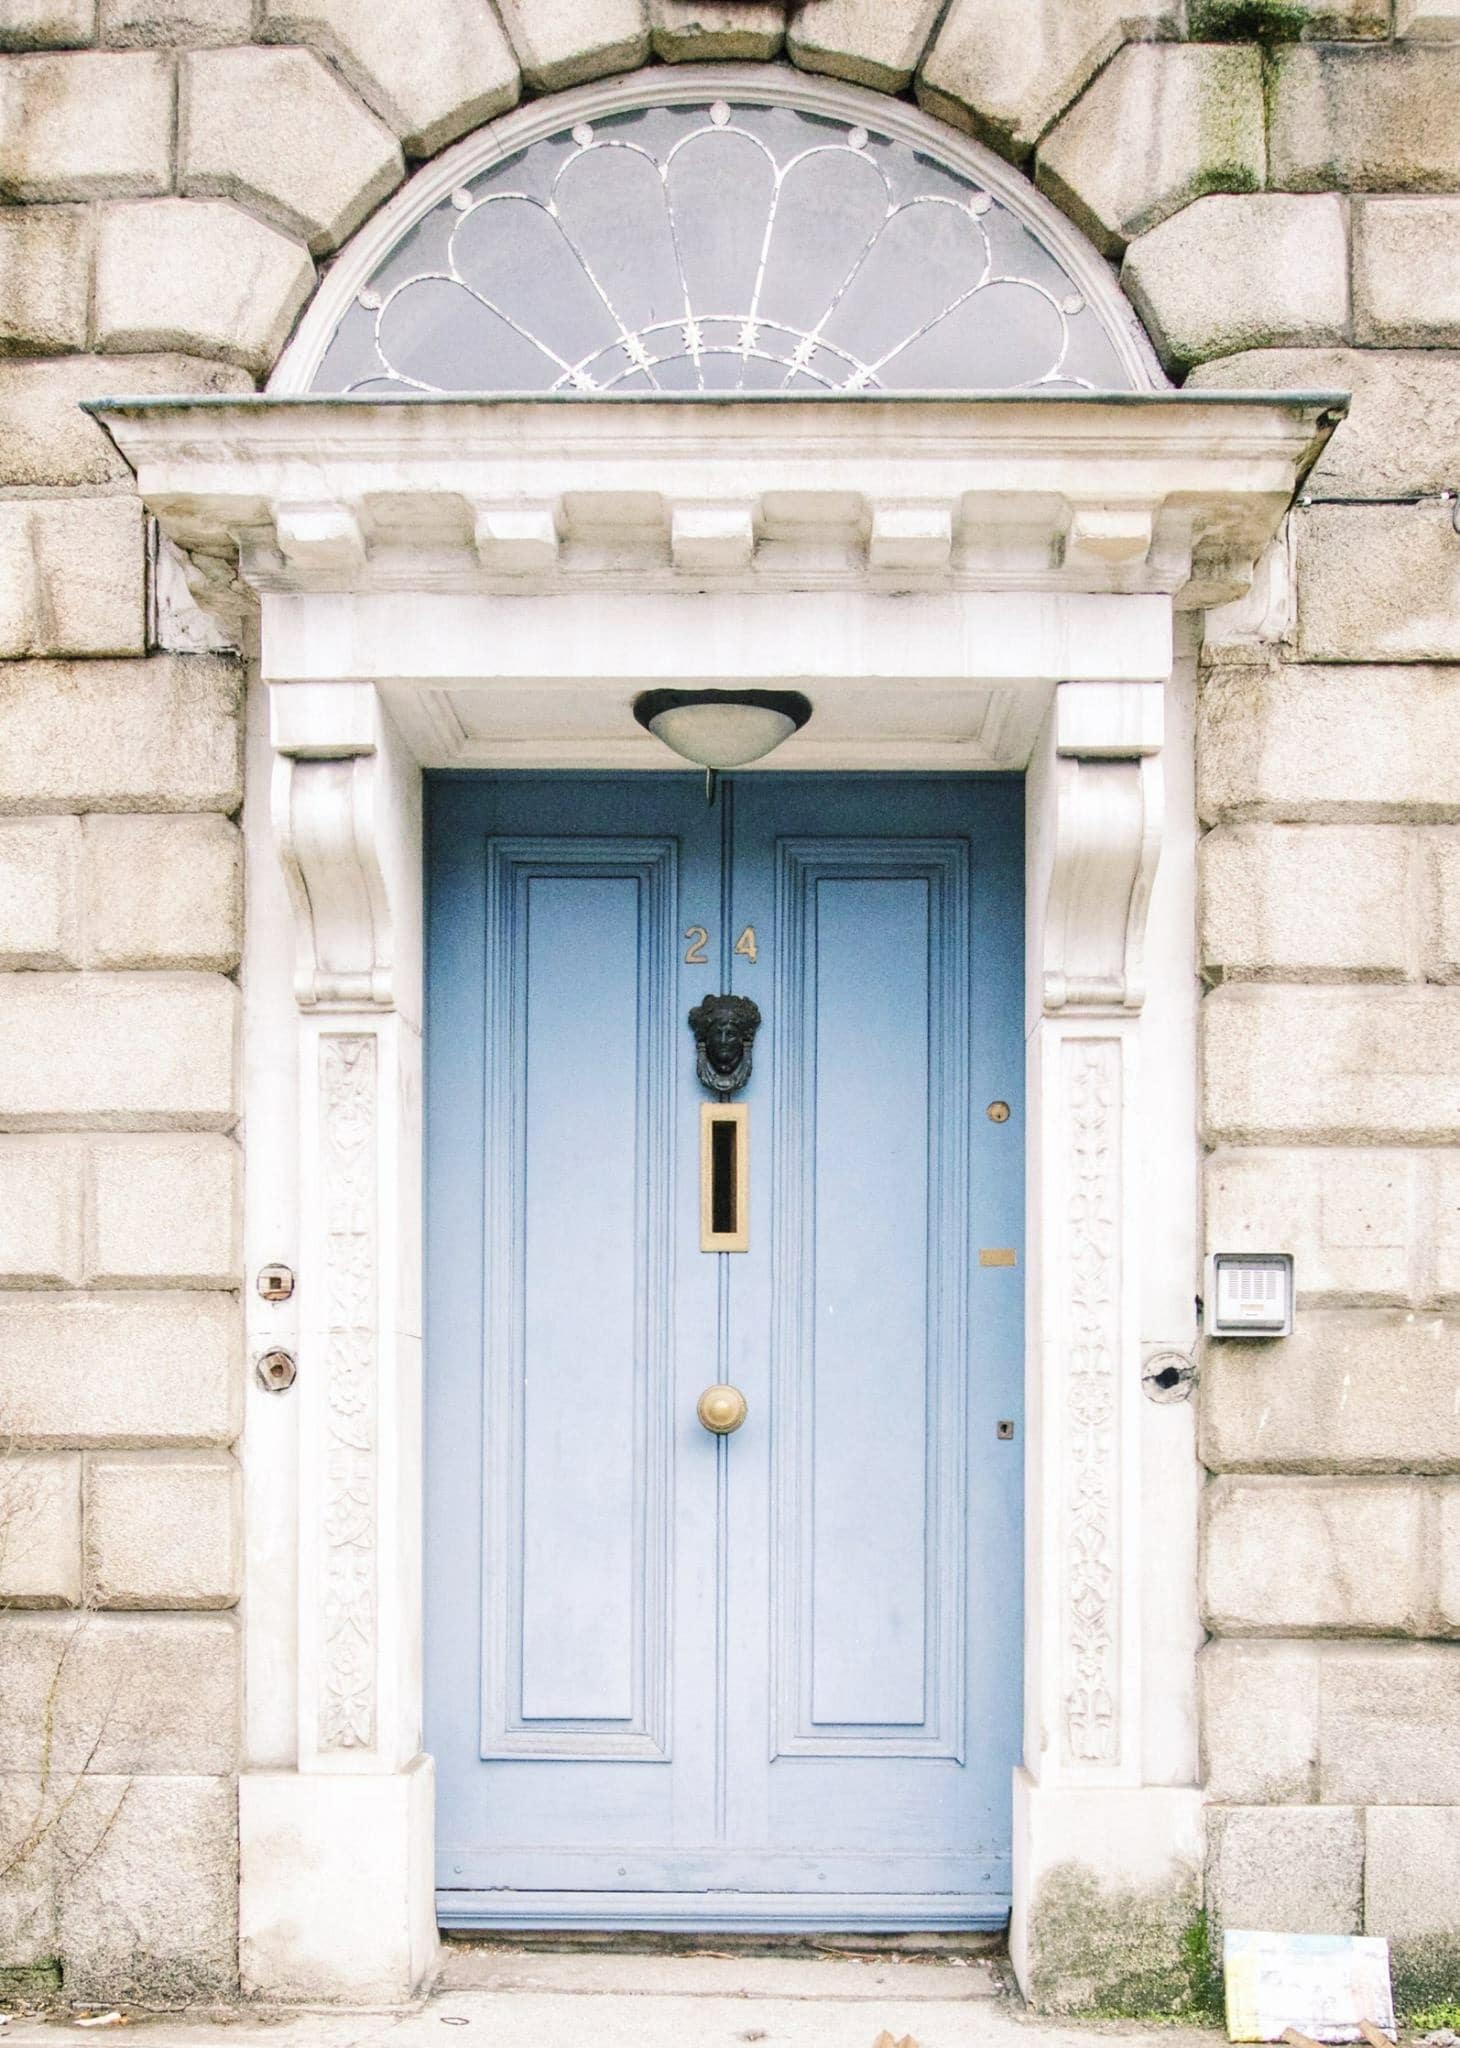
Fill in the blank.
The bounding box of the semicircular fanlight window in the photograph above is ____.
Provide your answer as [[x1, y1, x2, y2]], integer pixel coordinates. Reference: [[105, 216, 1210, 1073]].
[[310, 97, 1138, 396]]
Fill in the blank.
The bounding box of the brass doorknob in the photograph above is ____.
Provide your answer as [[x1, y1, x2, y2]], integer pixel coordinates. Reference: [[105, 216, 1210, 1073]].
[[697, 1384, 748, 1435]]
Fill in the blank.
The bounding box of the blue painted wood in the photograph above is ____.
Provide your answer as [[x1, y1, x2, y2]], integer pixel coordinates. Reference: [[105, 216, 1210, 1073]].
[[425, 774, 1024, 1930]]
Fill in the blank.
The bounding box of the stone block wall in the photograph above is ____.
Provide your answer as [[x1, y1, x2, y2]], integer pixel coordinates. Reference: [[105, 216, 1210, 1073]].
[[0, 0, 1456, 2012]]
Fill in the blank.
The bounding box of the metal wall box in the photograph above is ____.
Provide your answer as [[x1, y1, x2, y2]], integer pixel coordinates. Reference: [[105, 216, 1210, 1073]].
[[1205, 1253, 1294, 1338]]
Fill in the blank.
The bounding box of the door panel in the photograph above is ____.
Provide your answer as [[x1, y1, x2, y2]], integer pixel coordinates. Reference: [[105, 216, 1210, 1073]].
[[426, 774, 1023, 1930]]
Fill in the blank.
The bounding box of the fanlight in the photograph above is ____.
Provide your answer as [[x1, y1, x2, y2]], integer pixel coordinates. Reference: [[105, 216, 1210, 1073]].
[[310, 95, 1141, 398]]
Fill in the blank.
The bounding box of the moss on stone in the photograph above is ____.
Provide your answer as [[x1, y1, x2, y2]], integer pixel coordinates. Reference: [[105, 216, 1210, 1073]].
[[0, 1959, 62, 2002], [1188, 0, 1311, 37], [1025, 1859, 1220, 2019], [1391, 1938, 1460, 2020]]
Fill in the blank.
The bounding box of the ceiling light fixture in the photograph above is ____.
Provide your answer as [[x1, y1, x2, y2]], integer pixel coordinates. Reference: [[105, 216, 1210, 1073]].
[[633, 688, 813, 771]]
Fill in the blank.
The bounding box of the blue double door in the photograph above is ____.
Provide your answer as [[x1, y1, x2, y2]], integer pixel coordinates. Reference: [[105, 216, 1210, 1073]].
[[426, 774, 1023, 1930]]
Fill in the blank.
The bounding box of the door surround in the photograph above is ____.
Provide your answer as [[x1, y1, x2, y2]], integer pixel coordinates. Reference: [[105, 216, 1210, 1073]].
[[94, 390, 1342, 2003]]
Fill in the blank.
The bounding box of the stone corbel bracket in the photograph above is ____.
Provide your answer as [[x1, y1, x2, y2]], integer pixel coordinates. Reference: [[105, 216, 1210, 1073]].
[[271, 682, 394, 1010], [1041, 681, 1164, 1014]]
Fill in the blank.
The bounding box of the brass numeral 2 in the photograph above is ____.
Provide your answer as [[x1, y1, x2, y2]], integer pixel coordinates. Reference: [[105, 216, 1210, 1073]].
[[684, 925, 758, 965]]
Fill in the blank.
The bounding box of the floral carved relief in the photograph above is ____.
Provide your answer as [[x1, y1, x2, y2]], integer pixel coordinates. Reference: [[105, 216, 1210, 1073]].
[[1061, 1037, 1120, 1768], [318, 1033, 378, 1752]]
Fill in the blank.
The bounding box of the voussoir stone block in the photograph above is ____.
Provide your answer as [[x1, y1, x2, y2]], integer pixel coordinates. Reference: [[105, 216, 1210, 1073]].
[[100, 0, 249, 41], [57, 1773, 238, 2003], [0, 497, 145, 659], [1204, 984, 1460, 1146], [1207, 1805, 1363, 1937], [1201, 1308, 1460, 1473], [787, 0, 941, 91], [81, 814, 241, 970], [0, 1291, 238, 1445], [0, 654, 242, 813], [180, 47, 403, 257], [1199, 1638, 1320, 1803], [262, 0, 519, 158], [1320, 1642, 1460, 1802], [1036, 44, 1264, 256], [0, 972, 237, 1131], [86, 1133, 239, 1287], [1205, 1147, 1414, 1307], [0, 1612, 238, 1773], [0, 201, 88, 352], [96, 198, 313, 375], [0, 49, 169, 199], [0, 1451, 81, 1605], [0, 815, 79, 968], [1122, 194, 1347, 372], [1354, 197, 1460, 345], [918, 0, 1181, 163], [651, 1, 782, 60], [1200, 823, 1415, 983], [85, 1450, 240, 1609], [1198, 662, 1460, 823], [1188, 349, 1460, 501], [494, 0, 647, 89], [0, 0, 95, 46], [1270, 45, 1460, 191], [0, 1135, 83, 1283], [0, 354, 252, 489], [1296, 503, 1460, 664], [1202, 1473, 1429, 1636]]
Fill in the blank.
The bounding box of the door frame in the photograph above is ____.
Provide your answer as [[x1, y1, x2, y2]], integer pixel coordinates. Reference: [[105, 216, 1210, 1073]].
[[94, 388, 1338, 2003]]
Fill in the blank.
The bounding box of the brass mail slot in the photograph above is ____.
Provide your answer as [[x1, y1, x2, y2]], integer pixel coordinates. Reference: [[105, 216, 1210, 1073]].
[[700, 1102, 749, 1253]]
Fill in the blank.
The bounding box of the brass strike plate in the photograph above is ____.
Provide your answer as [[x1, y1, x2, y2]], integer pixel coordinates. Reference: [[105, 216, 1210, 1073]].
[[979, 1248, 1018, 1268]]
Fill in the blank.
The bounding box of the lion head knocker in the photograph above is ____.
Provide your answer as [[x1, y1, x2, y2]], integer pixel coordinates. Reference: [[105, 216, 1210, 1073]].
[[688, 993, 761, 1095]]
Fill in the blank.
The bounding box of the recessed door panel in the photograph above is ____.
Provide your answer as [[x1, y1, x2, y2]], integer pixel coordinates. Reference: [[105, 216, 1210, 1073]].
[[426, 773, 1023, 1929]]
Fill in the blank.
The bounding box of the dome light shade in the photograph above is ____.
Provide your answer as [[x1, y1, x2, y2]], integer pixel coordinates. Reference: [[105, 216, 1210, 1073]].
[[633, 689, 812, 770]]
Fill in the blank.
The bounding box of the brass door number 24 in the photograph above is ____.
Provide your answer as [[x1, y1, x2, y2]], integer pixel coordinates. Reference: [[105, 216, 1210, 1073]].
[[684, 925, 758, 965]]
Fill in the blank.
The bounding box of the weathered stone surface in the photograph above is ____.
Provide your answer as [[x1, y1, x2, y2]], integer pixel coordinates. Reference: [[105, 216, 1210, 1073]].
[[0, 0, 94, 47], [0, 48, 168, 199], [0, 1292, 238, 1444], [0, 1613, 237, 1772], [0, 202, 88, 352], [95, 198, 313, 374], [81, 814, 241, 970], [1200, 823, 1414, 984], [180, 47, 403, 256], [1192, 0, 1388, 32], [651, 1, 782, 59], [1199, 662, 1460, 823], [100, 0, 248, 39], [1427, 831, 1460, 983], [0, 354, 252, 489], [0, 973, 236, 1131], [85, 1451, 239, 1609], [0, 1135, 82, 1283], [1204, 984, 1460, 1145], [0, 655, 242, 814], [1202, 1474, 1428, 1635], [918, 0, 1181, 164], [1433, 1154, 1460, 1304], [87, 1134, 239, 1288], [1320, 1642, 1460, 1802], [1122, 195, 1347, 371], [786, 0, 940, 90], [1201, 1309, 1460, 1473], [1036, 44, 1264, 256], [1270, 45, 1460, 192], [57, 1773, 237, 2002], [1204, 1147, 1414, 1307], [1296, 504, 1460, 664], [0, 1452, 80, 1605], [1199, 1638, 1319, 1803], [1187, 348, 1460, 500], [1397, 0, 1460, 35], [1353, 197, 1460, 345], [493, 0, 647, 89], [0, 497, 145, 659], [0, 815, 79, 968], [1206, 1805, 1363, 1936], [1365, 1807, 1460, 2007], [0, 1769, 59, 1967], [262, 0, 519, 157], [1436, 1488, 1460, 1629]]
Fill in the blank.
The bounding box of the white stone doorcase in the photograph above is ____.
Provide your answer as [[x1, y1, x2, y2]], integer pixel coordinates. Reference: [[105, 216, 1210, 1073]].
[[96, 391, 1340, 2002]]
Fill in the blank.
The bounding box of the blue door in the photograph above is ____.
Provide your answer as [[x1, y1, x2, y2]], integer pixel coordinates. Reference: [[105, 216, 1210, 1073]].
[[426, 774, 1023, 1931]]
